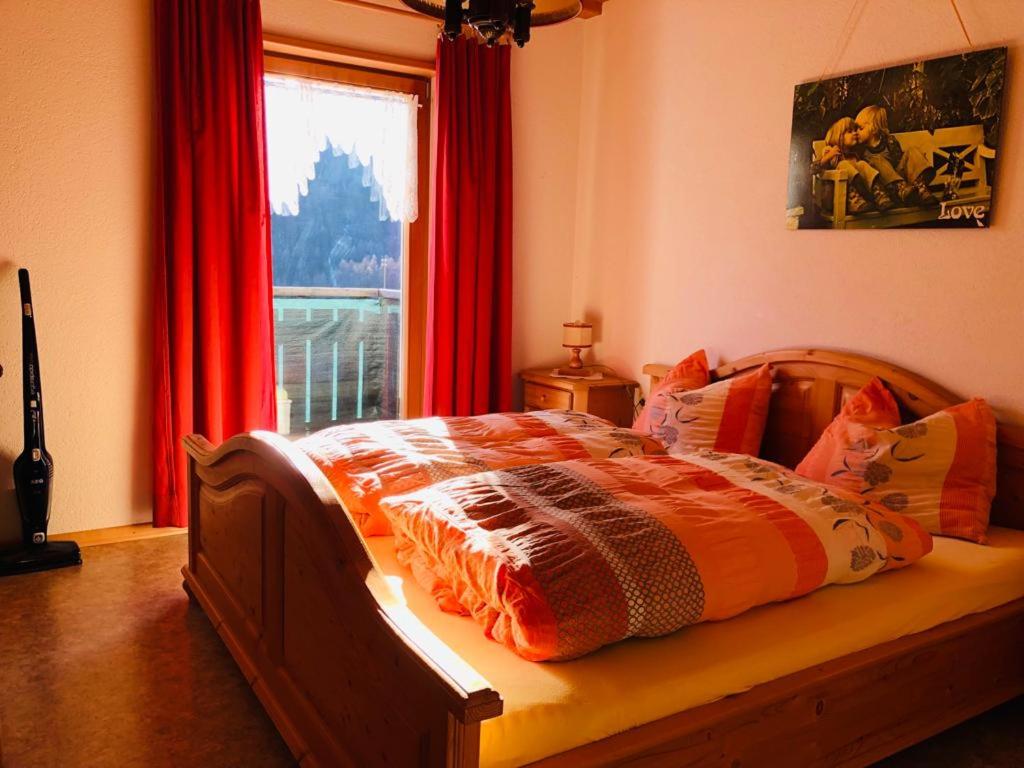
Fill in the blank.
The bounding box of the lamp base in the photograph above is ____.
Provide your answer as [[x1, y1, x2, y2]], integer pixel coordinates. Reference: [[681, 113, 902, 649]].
[[0, 541, 82, 577], [562, 345, 588, 372], [553, 367, 602, 379]]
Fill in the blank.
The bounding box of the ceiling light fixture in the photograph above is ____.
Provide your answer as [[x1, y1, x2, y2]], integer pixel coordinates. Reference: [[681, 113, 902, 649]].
[[400, 0, 581, 47]]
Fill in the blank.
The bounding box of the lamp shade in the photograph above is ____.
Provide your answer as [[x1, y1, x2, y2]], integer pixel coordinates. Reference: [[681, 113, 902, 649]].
[[402, 0, 582, 27], [562, 321, 592, 349]]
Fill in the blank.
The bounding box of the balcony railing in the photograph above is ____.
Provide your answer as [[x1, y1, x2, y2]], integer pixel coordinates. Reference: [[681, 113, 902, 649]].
[[273, 286, 401, 436]]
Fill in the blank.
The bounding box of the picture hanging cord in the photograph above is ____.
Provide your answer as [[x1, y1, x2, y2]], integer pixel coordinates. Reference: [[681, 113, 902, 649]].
[[949, 0, 975, 48], [817, 0, 868, 84], [819, 0, 977, 84]]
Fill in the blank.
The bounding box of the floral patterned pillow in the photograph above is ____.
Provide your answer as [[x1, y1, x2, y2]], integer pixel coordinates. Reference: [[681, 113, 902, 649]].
[[796, 377, 901, 481], [645, 364, 773, 456], [797, 392, 997, 544], [633, 349, 710, 433]]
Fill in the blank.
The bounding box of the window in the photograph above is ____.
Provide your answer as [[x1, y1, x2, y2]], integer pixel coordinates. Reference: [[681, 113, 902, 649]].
[[264, 50, 430, 436]]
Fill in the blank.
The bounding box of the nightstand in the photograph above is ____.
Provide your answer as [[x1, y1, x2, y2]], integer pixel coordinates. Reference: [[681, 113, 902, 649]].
[[519, 366, 640, 427]]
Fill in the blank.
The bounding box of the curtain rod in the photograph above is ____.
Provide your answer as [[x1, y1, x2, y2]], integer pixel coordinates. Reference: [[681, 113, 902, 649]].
[[330, 0, 435, 22]]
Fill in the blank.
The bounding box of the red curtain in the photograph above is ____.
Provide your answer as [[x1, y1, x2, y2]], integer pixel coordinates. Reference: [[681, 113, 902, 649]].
[[152, 0, 276, 527], [425, 37, 514, 416]]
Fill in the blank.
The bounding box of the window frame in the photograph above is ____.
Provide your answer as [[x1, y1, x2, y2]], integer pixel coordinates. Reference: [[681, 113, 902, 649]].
[[263, 41, 432, 420]]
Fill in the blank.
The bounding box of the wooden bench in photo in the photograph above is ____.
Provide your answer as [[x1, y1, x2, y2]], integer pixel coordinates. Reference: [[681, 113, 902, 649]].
[[811, 125, 996, 229]]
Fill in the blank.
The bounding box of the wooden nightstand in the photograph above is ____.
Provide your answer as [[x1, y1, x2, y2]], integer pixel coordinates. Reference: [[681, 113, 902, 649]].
[[519, 366, 640, 427]]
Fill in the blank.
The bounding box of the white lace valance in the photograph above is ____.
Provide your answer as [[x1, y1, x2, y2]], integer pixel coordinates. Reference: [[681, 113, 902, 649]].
[[264, 73, 419, 223]]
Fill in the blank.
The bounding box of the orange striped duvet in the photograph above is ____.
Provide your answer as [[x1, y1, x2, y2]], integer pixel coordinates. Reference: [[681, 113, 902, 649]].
[[297, 410, 665, 536], [381, 450, 933, 661]]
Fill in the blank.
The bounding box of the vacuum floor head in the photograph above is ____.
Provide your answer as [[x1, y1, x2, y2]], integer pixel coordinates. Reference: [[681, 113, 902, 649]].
[[0, 540, 81, 577]]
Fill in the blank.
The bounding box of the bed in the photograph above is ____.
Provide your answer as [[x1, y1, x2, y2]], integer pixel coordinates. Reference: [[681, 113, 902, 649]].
[[181, 349, 1024, 767]]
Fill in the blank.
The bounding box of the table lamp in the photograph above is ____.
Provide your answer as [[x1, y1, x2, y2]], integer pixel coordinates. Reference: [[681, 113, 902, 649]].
[[556, 321, 593, 377]]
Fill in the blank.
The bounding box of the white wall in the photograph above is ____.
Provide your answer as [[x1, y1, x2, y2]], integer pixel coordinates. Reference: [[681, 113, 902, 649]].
[[0, 0, 154, 540], [0, 0, 589, 537], [571, 0, 1024, 424], [262, 0, 436, 59], [8, 0, 1022, 538], [510, 24, 586, 380], [264, 0, 588, 392], [8, 0, 1021, 538]]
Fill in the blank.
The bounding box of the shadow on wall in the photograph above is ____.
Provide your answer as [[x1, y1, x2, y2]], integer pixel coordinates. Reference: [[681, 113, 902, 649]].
[[0, 260, 21, 549], [0, 450, 20, 551], [131, 197, 153, 522]]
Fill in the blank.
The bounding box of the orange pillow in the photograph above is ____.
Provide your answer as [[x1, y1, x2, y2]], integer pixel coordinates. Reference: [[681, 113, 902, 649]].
[[633, 350, 710, 433], [796, 377, 901, 480], [797, 387, 997, 544], [645, 364, 773, 456]]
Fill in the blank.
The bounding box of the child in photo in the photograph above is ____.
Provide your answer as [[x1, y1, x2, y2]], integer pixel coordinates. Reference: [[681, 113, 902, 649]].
[[812, 117, 895, 214], [856, 105, 939, 207]]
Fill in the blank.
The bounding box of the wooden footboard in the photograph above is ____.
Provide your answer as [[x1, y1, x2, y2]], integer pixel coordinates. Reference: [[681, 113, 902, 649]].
[[181, 431, 502, 768]]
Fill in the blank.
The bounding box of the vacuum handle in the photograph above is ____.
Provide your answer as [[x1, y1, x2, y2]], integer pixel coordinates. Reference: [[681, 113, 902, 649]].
[[18, 267, 33, 307], [18, 268, 45, 452]]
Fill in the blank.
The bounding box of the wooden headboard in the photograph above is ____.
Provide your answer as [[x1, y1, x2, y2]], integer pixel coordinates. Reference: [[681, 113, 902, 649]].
[[643, 348, 1024, 531]]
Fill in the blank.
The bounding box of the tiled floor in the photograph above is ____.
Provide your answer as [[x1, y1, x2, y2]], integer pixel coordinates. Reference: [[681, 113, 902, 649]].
[[0, 535, 1021, 767]]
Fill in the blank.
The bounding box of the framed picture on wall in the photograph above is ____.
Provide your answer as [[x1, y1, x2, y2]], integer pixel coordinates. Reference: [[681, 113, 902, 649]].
[[786, 47, 1007, 230]]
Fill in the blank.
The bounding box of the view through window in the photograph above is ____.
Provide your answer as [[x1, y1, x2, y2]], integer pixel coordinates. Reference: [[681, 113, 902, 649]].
[[264, 68, 420, 436]]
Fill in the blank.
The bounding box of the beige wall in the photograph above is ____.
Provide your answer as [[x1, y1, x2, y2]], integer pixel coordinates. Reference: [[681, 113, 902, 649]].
[[510, 24, 586, 377], [0, 0, 585, 536], [262, 0, 436, 58], [0, 0, 154, 540], [265, 0, 589, 389], [571, 0, 1024, 423], [9, 0, 1018, 537]]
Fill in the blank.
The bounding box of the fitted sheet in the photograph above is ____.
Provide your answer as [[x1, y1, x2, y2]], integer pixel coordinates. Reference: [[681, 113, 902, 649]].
[[367, 526, 1024, 768]]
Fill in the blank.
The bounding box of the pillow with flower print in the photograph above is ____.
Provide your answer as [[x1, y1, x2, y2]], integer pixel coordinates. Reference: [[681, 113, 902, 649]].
[[796, 377, 902, 480], [645, 364, 773, 456], [633, 349, 710, 434], [796, 392, 996, 544]]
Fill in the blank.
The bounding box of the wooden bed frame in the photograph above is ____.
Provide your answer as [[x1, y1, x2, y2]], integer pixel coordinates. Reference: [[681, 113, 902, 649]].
[[181, 349, 1024, 767]]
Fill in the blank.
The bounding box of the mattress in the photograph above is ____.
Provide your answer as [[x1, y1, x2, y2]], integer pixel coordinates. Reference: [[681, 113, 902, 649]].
[[367, 526, 1024, 768]]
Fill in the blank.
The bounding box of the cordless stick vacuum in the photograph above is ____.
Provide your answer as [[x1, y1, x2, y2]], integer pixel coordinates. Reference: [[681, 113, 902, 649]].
[[0, 269, 81, 576]]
